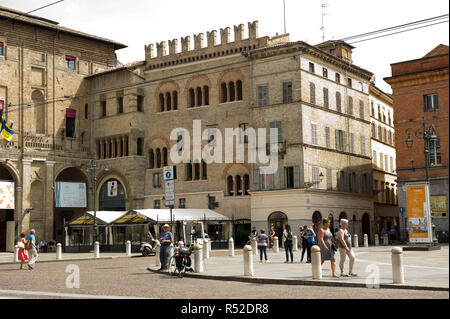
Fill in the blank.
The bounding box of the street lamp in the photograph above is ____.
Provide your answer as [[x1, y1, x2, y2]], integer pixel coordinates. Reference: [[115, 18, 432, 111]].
[[405, 118, 438, 245], [82, 159, 109, 246], [304, 172, 324, 189]]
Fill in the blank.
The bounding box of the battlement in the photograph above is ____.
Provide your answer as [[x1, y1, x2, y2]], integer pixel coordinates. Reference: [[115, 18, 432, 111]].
[[144, 21, 290, 70]]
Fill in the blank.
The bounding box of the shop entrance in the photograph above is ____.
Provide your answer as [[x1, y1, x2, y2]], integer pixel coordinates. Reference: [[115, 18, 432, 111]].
[[0, 165, 16, 252], [268, 211, 288, 247]]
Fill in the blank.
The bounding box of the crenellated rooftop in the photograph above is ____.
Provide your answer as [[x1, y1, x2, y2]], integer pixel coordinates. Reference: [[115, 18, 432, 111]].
[[144, 21, 290, 70]]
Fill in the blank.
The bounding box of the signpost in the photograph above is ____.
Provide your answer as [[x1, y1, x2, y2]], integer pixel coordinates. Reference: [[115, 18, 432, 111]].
[[164, 166, 175, 233], [406, 183, 433, 244]]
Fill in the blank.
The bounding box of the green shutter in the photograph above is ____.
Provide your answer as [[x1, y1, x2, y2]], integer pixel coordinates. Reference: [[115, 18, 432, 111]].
[[253, 168, 260, 191], [293, 166, 300, 188], [278, 166, 285, 189]]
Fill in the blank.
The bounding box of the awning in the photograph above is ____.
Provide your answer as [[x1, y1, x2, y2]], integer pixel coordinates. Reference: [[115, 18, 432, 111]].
[[133, 209, 232, 223], [110, 210, 157, 225], [66, 211, 126, 226]]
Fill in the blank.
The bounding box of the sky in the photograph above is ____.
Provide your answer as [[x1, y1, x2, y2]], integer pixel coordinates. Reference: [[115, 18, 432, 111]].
[[1, 0, 449, 93]]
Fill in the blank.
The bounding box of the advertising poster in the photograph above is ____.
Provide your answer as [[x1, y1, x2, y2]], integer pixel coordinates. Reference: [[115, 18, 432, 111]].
[[55, 182, 87, 208], [430, 195, 447, 217], [107, 180, 118, 197], [0, 181, 15, 209], [406, 184, 432, 243]]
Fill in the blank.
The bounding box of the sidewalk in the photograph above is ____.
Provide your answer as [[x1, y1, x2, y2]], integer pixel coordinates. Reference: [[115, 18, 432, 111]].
[[148, 245, 449, 291], [0, 251, 141, 264]]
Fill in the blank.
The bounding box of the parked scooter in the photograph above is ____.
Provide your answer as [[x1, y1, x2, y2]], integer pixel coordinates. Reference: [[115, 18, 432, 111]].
[[140, 232, 157, 257]]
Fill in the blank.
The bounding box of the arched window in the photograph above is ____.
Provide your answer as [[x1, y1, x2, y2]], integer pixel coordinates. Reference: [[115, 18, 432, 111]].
[[204, 86, 209, 105], [236, 175, 242, 196], [156, 148, 161, 168], [196, 87, 202, 106], [328, 213, 335, 234], [194, 162, 200, 180], [221, 82, 227, 103], [371, 123, 376, 138], [378, 126, 382, 141], [173, 91, 178, 110], [229, 81, 235, 102], [162, 147, 168, 166], [137, 138, 143, 156], [201, 160, 207, 180], [227, 176, 234, 196], [244, 174, 250, 195], [189, 88, 195, 107], [236, 80, 243, 100], [159, 93, 165, 112], [166, 93, 171, 111], [149, 149, 154, 169], [339, 212, 347, 223], [185, 162, 193, 180]]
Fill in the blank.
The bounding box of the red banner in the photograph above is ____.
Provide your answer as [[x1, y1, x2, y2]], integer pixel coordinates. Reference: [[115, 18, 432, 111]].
[[66, 108, 76, 118]]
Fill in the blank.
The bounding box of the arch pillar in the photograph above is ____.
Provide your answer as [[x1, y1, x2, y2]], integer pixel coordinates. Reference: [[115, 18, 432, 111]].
[[20, 159, 33, 234], [44, 161, 56, 240]]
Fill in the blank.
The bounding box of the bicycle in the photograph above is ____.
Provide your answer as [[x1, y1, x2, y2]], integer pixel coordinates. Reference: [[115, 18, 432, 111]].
[[168, 245, 193, 278]]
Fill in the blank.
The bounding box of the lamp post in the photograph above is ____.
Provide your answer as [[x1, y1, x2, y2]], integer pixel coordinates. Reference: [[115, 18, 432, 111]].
[[83, 159, 109, 246], [405, 118, 438, 245], [304, 172, 324, 189]]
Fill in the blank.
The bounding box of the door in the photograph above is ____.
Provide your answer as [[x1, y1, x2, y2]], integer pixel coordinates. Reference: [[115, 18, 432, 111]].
[[0, 222, 6, 251], [362, 213, 370, 244], [268, 212, 288, 247]]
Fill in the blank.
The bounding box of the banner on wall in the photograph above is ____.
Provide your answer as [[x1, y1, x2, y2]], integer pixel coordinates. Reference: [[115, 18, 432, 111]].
[[406, 183, 432, 244], [107, 180, 118, 197], [55, 182, 87, 208], [0, 181, 15, 209]]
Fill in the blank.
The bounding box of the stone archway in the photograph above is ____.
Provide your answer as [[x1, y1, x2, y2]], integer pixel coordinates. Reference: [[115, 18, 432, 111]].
[[268, 211, 288, 247]]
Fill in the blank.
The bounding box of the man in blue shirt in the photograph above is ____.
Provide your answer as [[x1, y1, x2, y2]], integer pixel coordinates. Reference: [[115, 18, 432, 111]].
[[26, 229, 38, 269], [159, 224, 173, 271], [304, 226, 316, 263]]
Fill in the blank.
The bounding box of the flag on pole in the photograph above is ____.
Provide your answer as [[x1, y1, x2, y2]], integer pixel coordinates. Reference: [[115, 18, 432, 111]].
[[0, 115, 14, 142]]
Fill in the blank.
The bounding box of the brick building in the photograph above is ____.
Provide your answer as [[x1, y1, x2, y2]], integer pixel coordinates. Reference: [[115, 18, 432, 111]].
[[384, 44, 449, 240]]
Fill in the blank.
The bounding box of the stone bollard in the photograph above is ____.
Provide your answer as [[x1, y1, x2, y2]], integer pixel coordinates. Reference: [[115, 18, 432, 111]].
[[375, 234, 380, 246], [392, 247, 405, 284], [273, 237, 279, 253], [353, 234, 359, 248], [126, 240, 131, 256], [311, 245, 322, 280], [155, 240, 161, 268], [194, 244, 203, 273], [208, 239, 212, 256], [228, 238, 235, 257], [14, 245, 19, 263], [56, 243, 62, 260], [293, 236, 298, 251], [204, 239, 210, 259], [169, 243, 174, 259], [243, 245, 254, 277], [364, 234, 369, 247], [384, 234, 389, 246], [94, 241, 100, 258], [251, 237, 258, 255]]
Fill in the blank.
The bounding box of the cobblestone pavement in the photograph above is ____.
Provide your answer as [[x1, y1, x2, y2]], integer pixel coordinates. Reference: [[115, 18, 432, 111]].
[[0, 255, 447, 299]]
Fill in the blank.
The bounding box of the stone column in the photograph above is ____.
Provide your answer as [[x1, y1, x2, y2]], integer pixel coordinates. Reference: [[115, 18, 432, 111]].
[[194, 244, 203, 273], [293, 236, 298, 251], [56, 243, 62, 260], [392, 247, 404, 284], [273, 237, 279, 253], [228, 237, 234, 256], [94, 241, 100, 258], [311, 245, 322, 279], [21, 159, 33, 233], [251, 237, 258, 255], [364, 234, 369, 247], [126, 240, 131, 256], [353, 234, 359, 248], [243, 245, 253, 276], [375, 234, 380, 246], [45, 161, 56, 241]]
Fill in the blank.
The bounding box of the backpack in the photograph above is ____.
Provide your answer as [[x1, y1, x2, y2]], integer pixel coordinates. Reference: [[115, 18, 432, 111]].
[[286, 232, 293, 242], [25, 239, 32, 250]]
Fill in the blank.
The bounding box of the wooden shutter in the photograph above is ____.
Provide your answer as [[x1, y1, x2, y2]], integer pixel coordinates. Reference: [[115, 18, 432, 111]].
[[323, 88, 329, 108], [433, 94, 439, 109], [268, 173, 274, 190], [359, 100, 364, 119], [293, 166, 300, 188], [278, 166, 285, 189], [310, 82, 315, 104], [342, 131, 347, 152], [253, 168, 260, 190]]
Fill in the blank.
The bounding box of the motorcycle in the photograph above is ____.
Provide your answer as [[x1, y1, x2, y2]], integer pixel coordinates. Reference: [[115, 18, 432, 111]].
[[140, 232, 157, 257]]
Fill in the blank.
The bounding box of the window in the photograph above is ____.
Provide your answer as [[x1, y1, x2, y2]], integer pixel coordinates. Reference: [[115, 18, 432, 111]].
[[101, 100, 107, 117], [283, 82, 292, 104], [390, 157, 394, 173], [0, 42, 3, 56], [309, 62, 315, 73], [378, 126, 382, 141], [349, 133, 354, 153], [383, 128, 387, 143], [239, 123, 249, 143], [84, 104, 88, 120], [388, 131, 392, 145], [117, 96, 124, 114], [424, 94, 438, 111], [335, 73, 340, 83], [269, 120, 283, 142], [322, 67, 328, 78], [244, 175, 250, 195], [173, 91, 178, 110], [236, 175, 242, 195], [371, 123, 376, 138], [312, 167, 319, 189], [179, 198, 186, 208], [347, 78, 352, 87], [371, 101, 374, 116], [430, 137, 441, 165], [285, 167, 294, 189], [137, 95, 144, 112], [379, 153, 384, 170], [156, 148, 161, 168], [159, 94, 165, 112], [154, 200, 160, 209], [360, 136, 366, 156], [162, 148, 168, 166], [229, 82, 236, 102], [166, 93, 172, 111], [261, 173, 273, 190], [385, 154, 388, 171], [257, 85, 268, 107], [336, 92, 342, 112], [194, 162, 200, 180], [153, 173, 162, 188], [149, 149, 154, 169], [326, 168, 332, 190], [196, 87, 202, 106], [227, 176, 234, 195], [202, 160, 207, 180], [310, 82, 316, 104], [359, 100, 364, 119], [335, 129, 346, 152], [236, 80, 243, 101], [325, 127, 330, 148], [221, 83, 227, 103], [137, 138, 143, 156], [203, 86, 209, 105], [65, 55, 76, 69], [189, 88, 195, 107], [65, 108, 76, 138], [348, 97, 353, 115], [311, 123, 318, 145], [185, 162, 193, 181], [323, 88, 329, 108], [373, 150, 377, 166]]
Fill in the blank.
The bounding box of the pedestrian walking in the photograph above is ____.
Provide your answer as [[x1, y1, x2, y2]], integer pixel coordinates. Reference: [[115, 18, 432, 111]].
[[268, 226, 276, 249], [388, 226, 397, 244], [318, 218, 338, 278], [300, 226, 308, 262], [282, 224, 294, 263], [25, 229, 38, 270], [257, 229, 270, 263], [337, 219, 357, 277], [17, 232, 28, 270], [158, 224, 173, 271], [304, 225, 316, 263]]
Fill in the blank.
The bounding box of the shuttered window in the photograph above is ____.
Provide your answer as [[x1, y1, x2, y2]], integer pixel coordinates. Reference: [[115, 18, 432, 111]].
[[359, 100, 365, 119], [323, 88, 329, 108], [283, 82, 293, 103], [311, 123, 318, 145], [258, 85, 268, 106], [310, 82, 316, 104], [325, 127, 330, 148], [336, 92, 342, 112], [348, 97, 353, 115]]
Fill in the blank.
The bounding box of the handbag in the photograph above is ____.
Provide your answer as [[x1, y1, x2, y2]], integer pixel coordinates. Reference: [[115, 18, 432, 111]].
[[331, 243, 337, 251], [17, 241, 25, 249]]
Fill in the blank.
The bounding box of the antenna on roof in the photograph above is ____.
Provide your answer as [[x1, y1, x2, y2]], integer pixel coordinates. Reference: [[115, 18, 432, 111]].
[[320, 2, 330, 43], [4, 0, 64, 23], [283, 0, 287, 34]]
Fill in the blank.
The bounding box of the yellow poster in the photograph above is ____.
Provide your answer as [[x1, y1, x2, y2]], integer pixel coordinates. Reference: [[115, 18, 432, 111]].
[[406, 184, 430, 242]]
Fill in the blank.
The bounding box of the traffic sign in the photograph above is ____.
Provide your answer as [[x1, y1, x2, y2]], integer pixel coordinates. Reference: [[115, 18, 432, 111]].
[[165, 200, 174, 206], [165, 180, 175, 201], [163, 166, 174, 180]]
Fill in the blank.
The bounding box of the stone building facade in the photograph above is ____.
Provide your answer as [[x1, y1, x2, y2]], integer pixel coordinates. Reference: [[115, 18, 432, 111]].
[[369, 84, 398, 238], [385, 44, 449, 240]]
